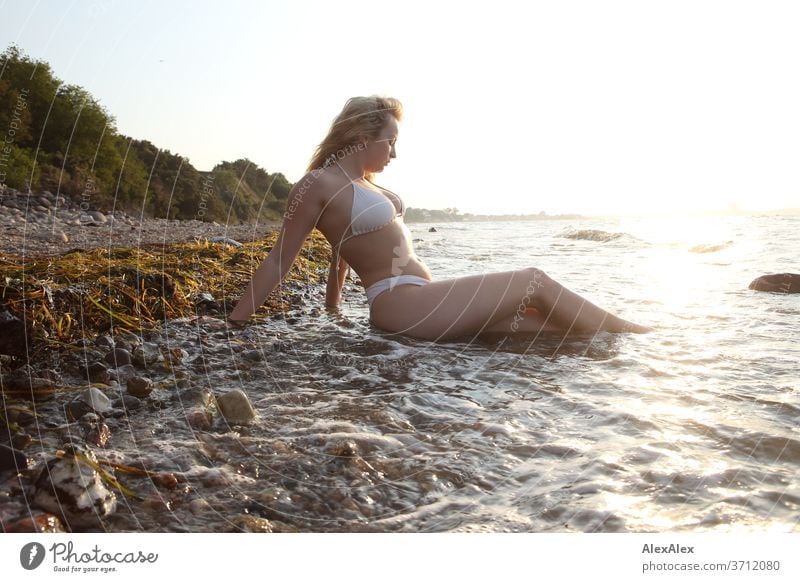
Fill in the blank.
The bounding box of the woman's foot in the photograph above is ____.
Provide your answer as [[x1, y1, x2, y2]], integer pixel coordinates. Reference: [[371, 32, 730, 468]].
[[621, 321, 654, 333]]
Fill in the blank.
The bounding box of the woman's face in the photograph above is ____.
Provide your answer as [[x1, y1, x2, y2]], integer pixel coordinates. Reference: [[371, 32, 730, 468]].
[[363, 117, 398, 173]]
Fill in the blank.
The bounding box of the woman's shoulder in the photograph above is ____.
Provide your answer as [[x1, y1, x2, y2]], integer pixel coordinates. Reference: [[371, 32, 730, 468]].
[[290, 167, 344, 197]]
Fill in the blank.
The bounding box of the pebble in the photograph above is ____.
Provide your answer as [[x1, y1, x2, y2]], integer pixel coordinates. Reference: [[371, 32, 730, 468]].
[[132, 342, 163, 368], [242, 349, 264, 362], [189, 498, 211, 515], [127, 376, 154, 398], [151, 472, 178, 489], [215, 390, 257, 426], [208, 236, 242, 247], [195, 292, 218, 313], [232, 515, 274, 532], [0, 444, 28, 472], [327, 440, 360, 458], [85, 361, 110, 384], [115, 332, 142, 350], [112, 394, 143, 412], [113, 340, 132, 352], [111, 364, 138, 384], [186, 408, 212, 431], [105, 348, 132, 367], [38, 368, 64, 383], [77, 387, 113, 414], [79, 414, 112, 448], [4, 405, 36, 426], [1, 512, 67, 533], [0, 309, 26, 357], [164, 347, 189, 365]]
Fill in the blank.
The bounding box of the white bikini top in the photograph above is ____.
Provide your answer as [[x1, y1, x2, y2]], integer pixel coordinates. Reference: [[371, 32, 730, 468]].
[[334, 160, 405, 236]]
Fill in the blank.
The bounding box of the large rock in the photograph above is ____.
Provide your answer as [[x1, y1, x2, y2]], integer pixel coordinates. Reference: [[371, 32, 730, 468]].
[[748, 273, 800, 294], [30, 445, 117, 529]]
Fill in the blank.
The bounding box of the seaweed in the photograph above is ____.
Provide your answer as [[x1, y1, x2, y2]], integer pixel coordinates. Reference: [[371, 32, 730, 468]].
[[0, 230, 332, 347]]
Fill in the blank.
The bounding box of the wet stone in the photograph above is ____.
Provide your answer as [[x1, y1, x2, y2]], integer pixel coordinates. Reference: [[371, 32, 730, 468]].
[[195, 292, 219, 313], [132, 342, 163, 368], [0, 310, 26, 357], [4, 405, 36, 427], [75, 387, 112, 415], [114, 340, 133, 353], [127, 376, 154, 398], [0, 444, 28, 472], [1, 368, 55, 401], [110, 364, 138, 384], [1, 512, 67, 533], [10, 432, 32, 450], [327, 440, 360, 458], [85, 361, 110, 384], [215, 390, 257, 426], [39, 369, 64, 383], [116, 332, 142, 350], [242, 349, 264, 362], [112, 394, 144, 413], [164, 347, 189, 365], [105, 348, 132, 367], [186, 408, 212, 431], [749, 273, 800, 294], [30, 445, 117, 528], [79, 414, 111, 448], [94, 334, 114, 349]]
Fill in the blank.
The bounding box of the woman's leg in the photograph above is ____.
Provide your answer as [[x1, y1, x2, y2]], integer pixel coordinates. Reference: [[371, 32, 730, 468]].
[[481, 307, 564, 334], [369, 267, 651, 341]]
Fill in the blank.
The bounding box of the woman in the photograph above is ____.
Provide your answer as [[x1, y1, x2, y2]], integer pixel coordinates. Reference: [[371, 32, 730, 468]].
[[229, 96, 652, 339]]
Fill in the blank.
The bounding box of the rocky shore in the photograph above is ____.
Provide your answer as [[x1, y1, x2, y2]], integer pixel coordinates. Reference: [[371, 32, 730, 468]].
[[0, 186, 282, 256], [0, 188, 338, 532]]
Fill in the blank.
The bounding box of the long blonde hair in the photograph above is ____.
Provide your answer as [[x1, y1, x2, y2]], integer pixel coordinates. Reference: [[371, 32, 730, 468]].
[[307, 95, 403, 183]]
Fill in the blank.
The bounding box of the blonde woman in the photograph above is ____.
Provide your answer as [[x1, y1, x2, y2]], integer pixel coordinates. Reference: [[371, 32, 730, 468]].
[[229, 96, 651, 339]]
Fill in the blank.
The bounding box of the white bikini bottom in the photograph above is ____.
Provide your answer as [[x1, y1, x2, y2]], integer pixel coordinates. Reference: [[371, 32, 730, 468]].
[[365, 275, 430, 309]]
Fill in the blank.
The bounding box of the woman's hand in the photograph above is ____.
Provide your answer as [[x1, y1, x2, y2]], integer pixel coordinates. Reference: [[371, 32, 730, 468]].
[[325, 253, 349, 307]]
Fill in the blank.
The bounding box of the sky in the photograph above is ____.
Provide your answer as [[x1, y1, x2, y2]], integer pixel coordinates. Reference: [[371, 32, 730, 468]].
[[1, 0, 798, 216]]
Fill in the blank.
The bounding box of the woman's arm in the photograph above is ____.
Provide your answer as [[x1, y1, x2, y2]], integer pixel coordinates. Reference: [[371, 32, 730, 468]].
[[228, 180, 321, 323], [325, 253, 350, 307]]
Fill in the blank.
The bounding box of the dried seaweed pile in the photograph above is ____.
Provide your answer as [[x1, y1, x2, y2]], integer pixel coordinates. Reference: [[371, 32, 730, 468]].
[[0, 230, 332, 347]]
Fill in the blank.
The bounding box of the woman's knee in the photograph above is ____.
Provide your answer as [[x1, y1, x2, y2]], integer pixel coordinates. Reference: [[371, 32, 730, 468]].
[[518, 266, 552, 286]]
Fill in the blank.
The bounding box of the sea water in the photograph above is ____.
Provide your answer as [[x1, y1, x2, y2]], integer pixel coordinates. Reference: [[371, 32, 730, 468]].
[[87, 215, 800, 532]]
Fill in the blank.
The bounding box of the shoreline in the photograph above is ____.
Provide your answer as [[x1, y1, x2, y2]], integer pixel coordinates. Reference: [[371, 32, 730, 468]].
[[1, 186, 284, 257], [0, 210, 336, 531]]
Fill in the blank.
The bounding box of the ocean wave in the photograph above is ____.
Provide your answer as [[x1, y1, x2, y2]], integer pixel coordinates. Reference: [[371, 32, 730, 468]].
[[689, 241, 734, 253], [560, 228, 629, 242]]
